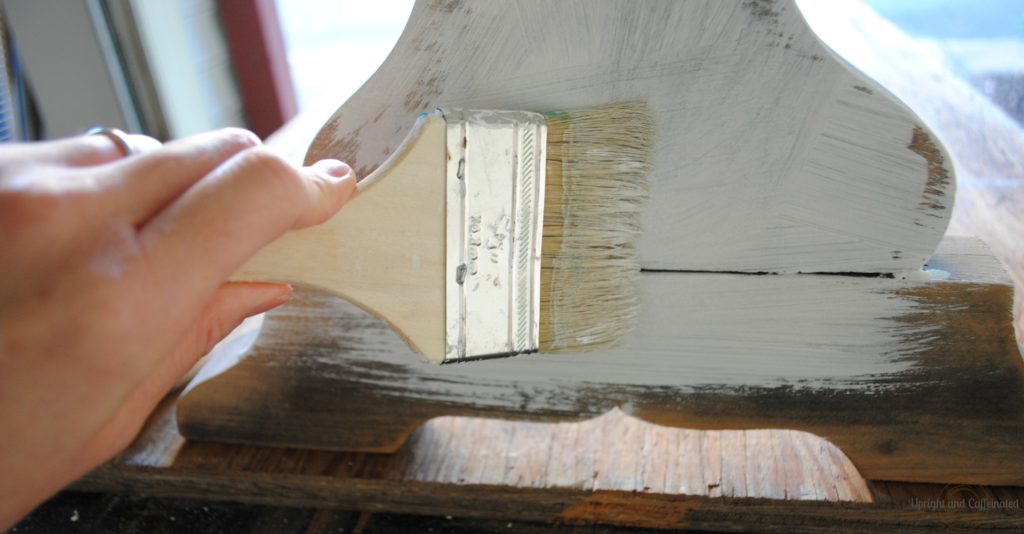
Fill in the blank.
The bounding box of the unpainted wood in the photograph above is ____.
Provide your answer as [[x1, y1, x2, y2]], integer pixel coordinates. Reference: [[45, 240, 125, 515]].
[[97, 392, 871, 501], [393, 410, 872, 500], [234, 115, 447, 362], [78, 394, 1024, 532], [306, 0, 954, 274]]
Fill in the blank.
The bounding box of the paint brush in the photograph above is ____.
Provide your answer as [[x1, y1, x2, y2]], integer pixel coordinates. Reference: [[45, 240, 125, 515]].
[[234, 102, 653, 363]]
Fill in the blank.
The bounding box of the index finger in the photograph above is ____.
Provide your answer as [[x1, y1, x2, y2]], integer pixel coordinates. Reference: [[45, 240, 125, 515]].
[[137, 149, 356, 315]]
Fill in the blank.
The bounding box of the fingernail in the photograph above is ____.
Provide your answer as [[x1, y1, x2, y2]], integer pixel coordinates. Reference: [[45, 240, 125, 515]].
[[237, 282, 293, 318], [273, 283, 294, 305], [316, 159, 352, 179], [237, 128, 263, 147], [261, 283, 293, 312]]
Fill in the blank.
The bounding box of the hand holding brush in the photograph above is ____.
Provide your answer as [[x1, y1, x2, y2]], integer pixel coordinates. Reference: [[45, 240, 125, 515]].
[[236, 102, 655, 362]]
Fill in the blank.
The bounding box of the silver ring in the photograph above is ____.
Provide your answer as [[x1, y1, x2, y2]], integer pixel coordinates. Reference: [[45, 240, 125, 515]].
[[84, 127, 136, 157]]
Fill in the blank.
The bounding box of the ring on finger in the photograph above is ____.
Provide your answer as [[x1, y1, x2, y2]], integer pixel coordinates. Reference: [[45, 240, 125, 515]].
[[84, 127, 137, 158]]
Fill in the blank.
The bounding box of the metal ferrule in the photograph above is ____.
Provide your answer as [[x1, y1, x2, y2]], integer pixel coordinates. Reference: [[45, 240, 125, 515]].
[[443, 108, 548, 362]]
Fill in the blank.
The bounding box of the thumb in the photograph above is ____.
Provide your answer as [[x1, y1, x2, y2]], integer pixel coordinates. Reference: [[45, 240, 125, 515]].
[[76, 282, 291, 465]]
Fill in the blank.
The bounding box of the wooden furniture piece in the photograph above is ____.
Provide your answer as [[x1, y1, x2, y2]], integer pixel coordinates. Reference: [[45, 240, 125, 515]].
[[74, 0, 1024, 530], [179, 0, 1022, 479]]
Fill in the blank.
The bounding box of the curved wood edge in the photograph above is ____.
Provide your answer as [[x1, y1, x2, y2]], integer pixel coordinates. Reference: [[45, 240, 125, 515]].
[[796, 0, 1024, 348], [792, 2, 958, 241], [84, 392, 1024, 531], [395, 409, 873, 501], [179, 369, 874, 502]]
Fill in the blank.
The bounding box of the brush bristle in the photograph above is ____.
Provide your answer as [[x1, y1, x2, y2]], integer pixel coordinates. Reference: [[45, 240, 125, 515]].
[[539, 102, 654, 353]]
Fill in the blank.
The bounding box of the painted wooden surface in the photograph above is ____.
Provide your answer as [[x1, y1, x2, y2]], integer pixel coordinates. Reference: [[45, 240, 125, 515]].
[[177, 0, 1024, 493], [178, 236, 1023, 485], [306, 0, 954, 274], [235, 114, 447, 361], [798, 0, 1024, 346]]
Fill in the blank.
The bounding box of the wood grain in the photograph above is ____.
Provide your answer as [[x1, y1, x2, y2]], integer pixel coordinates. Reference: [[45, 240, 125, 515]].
[[77, 393, 1024, 531], [92, 393, 871, 500]]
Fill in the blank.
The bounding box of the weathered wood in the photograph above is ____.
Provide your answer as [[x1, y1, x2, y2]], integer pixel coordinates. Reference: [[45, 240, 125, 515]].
[[306, 0, 954, 274], [95, 393, 872, 503], [77, 394, 1024, 531]]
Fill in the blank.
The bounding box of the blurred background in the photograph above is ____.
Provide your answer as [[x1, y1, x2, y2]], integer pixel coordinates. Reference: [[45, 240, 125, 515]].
[[0, 0, 1019, 143], [861, 0, 1023, 125]]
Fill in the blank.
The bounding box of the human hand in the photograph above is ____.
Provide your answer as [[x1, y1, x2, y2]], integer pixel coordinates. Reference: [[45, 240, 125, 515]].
[[0, 129, 356, 528]]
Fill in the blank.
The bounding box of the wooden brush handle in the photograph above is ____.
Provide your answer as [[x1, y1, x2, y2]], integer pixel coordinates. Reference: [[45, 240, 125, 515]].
[[232, 114, 448, 363]]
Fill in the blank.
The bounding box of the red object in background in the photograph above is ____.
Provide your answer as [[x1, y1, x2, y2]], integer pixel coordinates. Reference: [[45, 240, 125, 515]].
[[218, 0, 297, 139]]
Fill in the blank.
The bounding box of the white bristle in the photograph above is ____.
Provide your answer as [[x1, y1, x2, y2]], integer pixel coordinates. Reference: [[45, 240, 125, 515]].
[[540, 102, 654, 353]]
